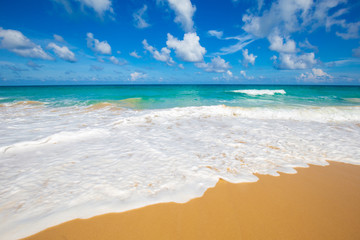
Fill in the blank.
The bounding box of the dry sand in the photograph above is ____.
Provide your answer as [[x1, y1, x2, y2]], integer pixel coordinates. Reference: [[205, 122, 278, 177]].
[[24, 162, 360, 240]]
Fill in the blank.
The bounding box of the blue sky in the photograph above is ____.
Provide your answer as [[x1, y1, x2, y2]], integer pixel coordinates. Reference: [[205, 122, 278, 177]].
[[0, 0, 360, 85]]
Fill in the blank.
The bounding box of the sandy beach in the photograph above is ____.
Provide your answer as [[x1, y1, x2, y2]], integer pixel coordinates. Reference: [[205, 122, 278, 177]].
[[24, 161, 360, 240]]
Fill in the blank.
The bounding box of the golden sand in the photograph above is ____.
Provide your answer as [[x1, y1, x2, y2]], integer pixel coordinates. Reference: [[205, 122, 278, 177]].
[[24, 162, 360, 240]]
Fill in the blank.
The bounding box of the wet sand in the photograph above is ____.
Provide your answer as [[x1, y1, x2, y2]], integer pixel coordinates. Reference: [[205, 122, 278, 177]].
[[24, 162, 360, 240]]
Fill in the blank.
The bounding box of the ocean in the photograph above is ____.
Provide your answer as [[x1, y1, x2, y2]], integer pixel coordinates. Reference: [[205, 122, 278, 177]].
[[1, 85, 360, 239]]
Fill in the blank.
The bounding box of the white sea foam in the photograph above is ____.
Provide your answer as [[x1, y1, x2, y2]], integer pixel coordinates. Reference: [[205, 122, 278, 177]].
[[0, 104, 360, 239], [232, 89, 286, 95]]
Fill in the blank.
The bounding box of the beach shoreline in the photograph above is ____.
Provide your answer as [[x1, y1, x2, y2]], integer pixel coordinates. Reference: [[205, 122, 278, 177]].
[[23, 161, 360, 240]]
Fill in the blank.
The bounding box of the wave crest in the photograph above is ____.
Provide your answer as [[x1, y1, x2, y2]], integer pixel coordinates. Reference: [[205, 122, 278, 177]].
[[232, 89, 286, 96]]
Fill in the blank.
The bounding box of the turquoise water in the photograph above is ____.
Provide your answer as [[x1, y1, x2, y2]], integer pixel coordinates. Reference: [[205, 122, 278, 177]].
[[1, 85, 360, 108]]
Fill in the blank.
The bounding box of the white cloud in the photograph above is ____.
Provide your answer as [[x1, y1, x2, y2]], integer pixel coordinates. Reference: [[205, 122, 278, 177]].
[[336, 21, 360, 40], [242, 49, 257, 67], [133, 5, 150, 29], [53, 0, 73, 13], [298, 68, 333, 83], [166, 32, 206, 62], [109, 56, 126, 65], [76, 0, 113, 16], [242, 0, 357, 42], [178, 63, 184, 69], [312, 68, 330, 77], [47, 42, 76, 62], [353, 46, 360, 58], [53, 34, 65, 42], [165, 0, 196, 32], [86, 32, 111, 55], [299, 38, 318, 52], [275, 52, 316, 70], [226, 70, 233, 77], [0, 27, 52, 60], [208, 30, 223, 39], [12, 46, 53, 60], [213, 70, 238, 81], [239, 70, 255, 80], [240, 0, 359, 73], [268, 32, 297, 53], [109, 56, 118, 64], [130, 51, 141, 58], [130, 72, 147, 81], [195, 56, 230, 73], [217, 34, 255, 55], [54, 0, 113, 16], [257, 0, 264, 10], [242, 0, 313, 38], [142, 39, 174, 65], [312, 0, 348, 31]]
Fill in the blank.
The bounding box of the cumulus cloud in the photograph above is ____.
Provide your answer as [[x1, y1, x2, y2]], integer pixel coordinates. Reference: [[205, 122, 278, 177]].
[[268, 32, 297, 53], [142, 39, 174, 65], [0, 27, 52, 60], [242, 0, 315, 38], [265, 29, 317, 71], [274, 52, 316, 70], [165, 0, 196, 32], [86, 32, 111, 55], [242, 0, 357, 41], [166, 32, 206, 62], [80, 0, 113, 15], [353, 46, 360, 58], [241, 0, 359, 72], [208, 30, 223, 39], [213, 69, 238, 81], [130, 72, 147, 81], [242, 49, 257, 67], [133, 5, 150, 29], [109, 56, 127, 65], [298, 68, 333, 83], [195, 56, 230, 73], [130, 51, 141, 58], [239, 70, 254, 80], [240, 70, 246, 77], [53, 34, 65, 42], [47, 42, 76, 62], [109, 56, 118, 64]]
